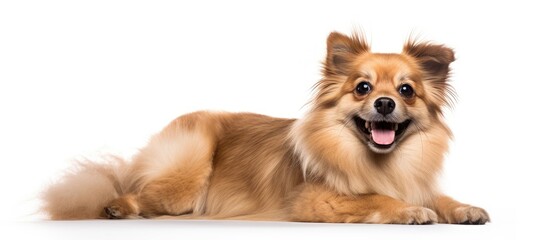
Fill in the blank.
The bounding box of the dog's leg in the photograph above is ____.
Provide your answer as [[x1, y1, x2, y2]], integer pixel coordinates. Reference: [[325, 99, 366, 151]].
[[134, 156, 213, 218], [103, 112, 224, 219], [289, 184, 437, 224], [103, 155, 212, 219], [431, 195, 490, 224], [102, 194, 141, 219]]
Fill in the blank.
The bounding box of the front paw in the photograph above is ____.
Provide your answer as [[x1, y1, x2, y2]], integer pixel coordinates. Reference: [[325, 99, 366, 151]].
[[389, 206, 438, 224], [451, 206, 490, 225]]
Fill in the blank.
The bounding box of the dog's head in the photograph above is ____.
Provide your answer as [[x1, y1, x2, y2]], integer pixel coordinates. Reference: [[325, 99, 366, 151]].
[[311, 32, 455, 154]]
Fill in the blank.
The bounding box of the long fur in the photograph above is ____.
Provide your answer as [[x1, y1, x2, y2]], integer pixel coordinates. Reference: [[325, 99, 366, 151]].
[[42, 31, 489, 224], [41, 156, 130, 220]]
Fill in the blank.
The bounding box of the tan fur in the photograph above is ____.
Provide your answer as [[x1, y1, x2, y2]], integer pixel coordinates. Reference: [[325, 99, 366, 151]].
[[289, 184, 437, 224], [42, 31, 489, 224], [42, 156, 130, 220], [433, 195, 490, 224]]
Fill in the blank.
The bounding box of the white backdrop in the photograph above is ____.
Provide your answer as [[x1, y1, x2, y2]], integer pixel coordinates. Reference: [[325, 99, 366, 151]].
[[1, 0, 545, 239]]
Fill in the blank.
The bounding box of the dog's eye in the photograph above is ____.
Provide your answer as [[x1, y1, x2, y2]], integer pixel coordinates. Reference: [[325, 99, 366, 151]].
[[399, 84, 414, 98], [355, 82, 372, 95]]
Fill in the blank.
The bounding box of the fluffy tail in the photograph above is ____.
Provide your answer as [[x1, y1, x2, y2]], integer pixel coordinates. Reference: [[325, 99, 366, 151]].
[[41, 156, 132, 220]]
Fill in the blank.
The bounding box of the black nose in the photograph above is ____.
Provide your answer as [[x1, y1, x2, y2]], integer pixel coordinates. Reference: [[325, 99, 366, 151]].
[[374, 97, 395, 115]]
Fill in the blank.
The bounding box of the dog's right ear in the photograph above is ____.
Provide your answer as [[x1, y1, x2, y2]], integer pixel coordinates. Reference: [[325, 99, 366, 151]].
[[323, 32, 369, 76]]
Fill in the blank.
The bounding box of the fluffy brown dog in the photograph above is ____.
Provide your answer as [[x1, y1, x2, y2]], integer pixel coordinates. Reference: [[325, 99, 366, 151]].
[[42, 31, 489, 224]]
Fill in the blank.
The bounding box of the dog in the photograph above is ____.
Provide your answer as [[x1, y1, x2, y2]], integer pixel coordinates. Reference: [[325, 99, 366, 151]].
[[42, 31, 489, 224]]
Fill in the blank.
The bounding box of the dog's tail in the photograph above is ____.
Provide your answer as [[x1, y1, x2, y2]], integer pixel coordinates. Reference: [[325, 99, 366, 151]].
[[41, 155, 134, 220]]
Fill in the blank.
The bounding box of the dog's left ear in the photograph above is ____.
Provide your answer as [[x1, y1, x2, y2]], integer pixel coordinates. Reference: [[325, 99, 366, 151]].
[[403, 42, 455, 80], [404, 41, 456, 109]]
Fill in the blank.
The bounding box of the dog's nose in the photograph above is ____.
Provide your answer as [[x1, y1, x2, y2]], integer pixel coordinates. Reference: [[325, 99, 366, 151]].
[[374, 97, 395, 115]]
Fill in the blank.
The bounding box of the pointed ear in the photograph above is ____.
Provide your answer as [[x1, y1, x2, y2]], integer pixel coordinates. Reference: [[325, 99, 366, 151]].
[[404, 41, 456, 108], [403, 41, 455, 80], [324, 32, 369, 76]]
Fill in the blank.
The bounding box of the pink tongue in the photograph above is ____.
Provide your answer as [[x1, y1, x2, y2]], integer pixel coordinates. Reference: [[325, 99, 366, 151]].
[[371, 129, 395, 145]]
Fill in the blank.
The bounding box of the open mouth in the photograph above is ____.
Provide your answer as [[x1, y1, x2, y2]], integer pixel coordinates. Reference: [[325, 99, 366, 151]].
[[353, 116, 412, 150]]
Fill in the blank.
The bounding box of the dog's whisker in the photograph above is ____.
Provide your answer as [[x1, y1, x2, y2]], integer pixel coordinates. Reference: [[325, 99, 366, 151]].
[[337, 116, 354, 137]]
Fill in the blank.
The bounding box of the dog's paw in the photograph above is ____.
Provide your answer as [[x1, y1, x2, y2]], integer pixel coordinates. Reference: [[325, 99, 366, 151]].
[[390, 206, 438, 224], [452, 206, 490, 225], [102, 195, 140, 219], [104, 205, 124, 219]]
